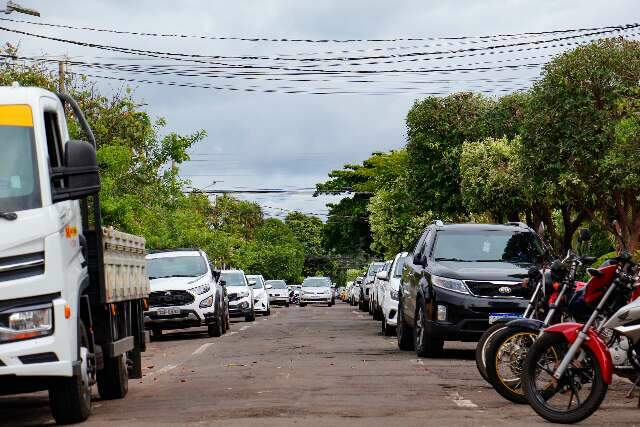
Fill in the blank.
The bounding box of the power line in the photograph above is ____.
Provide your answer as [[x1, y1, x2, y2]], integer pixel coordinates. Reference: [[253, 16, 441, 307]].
[[1, 16, 635, 44]]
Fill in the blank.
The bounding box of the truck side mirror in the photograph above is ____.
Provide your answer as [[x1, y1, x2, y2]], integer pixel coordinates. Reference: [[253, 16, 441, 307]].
[[412, 253, 426, 267], [51, 139, 100, 202]]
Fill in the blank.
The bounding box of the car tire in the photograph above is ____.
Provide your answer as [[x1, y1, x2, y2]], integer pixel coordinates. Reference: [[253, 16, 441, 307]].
[[265, 306, 271, 316], [150, 328, 162, 341], [245, 309, 256, 322], [414, 302, 444, 358], [285, 301, 290, 307], [299, 302, 306, 307], [49, 322, 92, 424], [396, 300, 414, 351]]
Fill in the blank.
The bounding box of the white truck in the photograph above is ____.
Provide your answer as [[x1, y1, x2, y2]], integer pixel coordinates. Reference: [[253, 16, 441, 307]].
[[0, 84, 150, 424]]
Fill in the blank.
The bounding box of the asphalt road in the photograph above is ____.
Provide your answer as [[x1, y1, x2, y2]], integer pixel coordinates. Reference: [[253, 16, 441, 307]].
[[2, 302, 640, 426]]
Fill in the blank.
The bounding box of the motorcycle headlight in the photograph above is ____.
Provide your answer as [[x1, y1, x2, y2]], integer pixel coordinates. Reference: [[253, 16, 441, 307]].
[[390, 289, 399, 301], [0, 304, 53, 343], [199, 295, 214, 308], [431, 275, 470, 294], [189, 284, 211, 295]]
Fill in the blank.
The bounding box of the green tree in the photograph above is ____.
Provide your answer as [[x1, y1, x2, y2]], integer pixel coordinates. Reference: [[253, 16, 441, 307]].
[[521, 38, 640, 253]]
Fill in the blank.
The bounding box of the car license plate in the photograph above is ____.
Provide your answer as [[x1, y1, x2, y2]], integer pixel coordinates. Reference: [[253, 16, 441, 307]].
[[488, 312, 522, 324], [157, 307, 180, 316]]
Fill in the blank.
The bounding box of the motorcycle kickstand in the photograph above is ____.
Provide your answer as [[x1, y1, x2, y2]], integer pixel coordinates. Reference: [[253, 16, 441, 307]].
[[626, 375, 640, 401]]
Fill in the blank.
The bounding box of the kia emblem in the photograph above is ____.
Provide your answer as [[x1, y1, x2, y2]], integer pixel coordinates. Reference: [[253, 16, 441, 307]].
[[498, 286, 512, 294]]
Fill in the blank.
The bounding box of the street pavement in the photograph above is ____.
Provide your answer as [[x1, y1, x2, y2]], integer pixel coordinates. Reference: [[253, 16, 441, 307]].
[[1, 301, 639, 426]]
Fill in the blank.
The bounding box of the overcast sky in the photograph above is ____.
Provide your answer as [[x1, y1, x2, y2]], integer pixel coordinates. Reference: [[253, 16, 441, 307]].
[[3, 0, 638, 219]]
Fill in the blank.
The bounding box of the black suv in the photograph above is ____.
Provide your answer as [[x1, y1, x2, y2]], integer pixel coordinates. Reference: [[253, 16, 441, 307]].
[[397, 222, 544, 357]]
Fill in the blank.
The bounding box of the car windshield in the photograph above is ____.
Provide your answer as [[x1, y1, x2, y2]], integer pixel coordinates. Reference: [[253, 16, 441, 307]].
[[0, 125, 41, 212], [221, 272, 247, 287], [302, 278, 330, 288], [247, 276, 264, 289], [146, 255, 207, 279], [393, 256, 407, 277], [266, 280, 287, 289], [367, 263, 385, 278], [433, 230, 543, 263]]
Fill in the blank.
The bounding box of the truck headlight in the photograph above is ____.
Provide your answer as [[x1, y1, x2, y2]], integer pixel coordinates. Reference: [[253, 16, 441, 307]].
[[0, 304, 53, 343], [190, 284, 211, 295], [199, 295, 214, 308], [431, 275, 470, 294]]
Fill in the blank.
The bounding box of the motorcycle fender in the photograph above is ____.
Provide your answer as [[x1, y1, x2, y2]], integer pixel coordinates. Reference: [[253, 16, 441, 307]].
[[505, 318, 544, 331], [544, 323, 613, 384]]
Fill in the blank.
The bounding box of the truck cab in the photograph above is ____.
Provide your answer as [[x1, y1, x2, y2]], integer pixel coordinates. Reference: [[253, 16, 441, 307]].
[[0, 85, 148, 424]]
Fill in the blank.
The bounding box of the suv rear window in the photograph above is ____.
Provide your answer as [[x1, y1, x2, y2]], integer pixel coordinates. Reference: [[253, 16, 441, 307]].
[[433, 230, 543, 264]]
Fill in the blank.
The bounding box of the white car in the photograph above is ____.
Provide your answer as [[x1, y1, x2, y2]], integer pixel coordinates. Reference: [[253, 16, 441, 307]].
[[361, 262, 385, 312], [221, 270, 255, 322], [246, 274, 271, 316], [379, 252, 408, 336], [145, 249, 227, 339], [372, 260, 393, 321], [349, 277, 362, 306], [265, 279, 290, 307], [299, 277, 333, 307]]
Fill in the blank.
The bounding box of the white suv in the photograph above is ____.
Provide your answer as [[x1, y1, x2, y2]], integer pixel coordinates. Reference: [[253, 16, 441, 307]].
[[246, 274, 271, 316], [379, 252, 408, 336], [145, 249, 227, 339], [221, 270, 255, 322]]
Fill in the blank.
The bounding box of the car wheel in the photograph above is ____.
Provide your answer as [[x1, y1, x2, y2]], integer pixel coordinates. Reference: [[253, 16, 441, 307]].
[[414, 302, 443, 358], [245, 308, 256, 322], [265, 305, 271, 316], [150, 328, 162, 341], [208, 315, 223, 337], [396, 301, 414, 351], [285, 301, 289, 307]]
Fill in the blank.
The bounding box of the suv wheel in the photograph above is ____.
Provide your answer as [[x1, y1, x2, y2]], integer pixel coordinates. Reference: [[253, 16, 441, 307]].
[[396, 300, 414, 351], [414, 302, 444, 358]]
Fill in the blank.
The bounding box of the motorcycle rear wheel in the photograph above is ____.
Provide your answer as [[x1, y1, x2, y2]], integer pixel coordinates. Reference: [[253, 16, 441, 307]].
[[523, 332, 608, 424]]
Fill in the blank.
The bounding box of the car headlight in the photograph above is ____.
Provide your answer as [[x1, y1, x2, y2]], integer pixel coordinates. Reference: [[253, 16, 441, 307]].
[[431, 275, 470, 294], [237, 290, 250, 298], [0, 304, 53, 343], [390, 289, 399, 301], [199, 295, 214, 308], [190, 283, 211, 295]]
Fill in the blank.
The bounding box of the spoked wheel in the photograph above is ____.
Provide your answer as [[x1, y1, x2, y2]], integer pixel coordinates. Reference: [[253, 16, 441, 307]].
[[475, 323, 507, 384], [523, 332, 608, 424], [486, 328, 538, 403]]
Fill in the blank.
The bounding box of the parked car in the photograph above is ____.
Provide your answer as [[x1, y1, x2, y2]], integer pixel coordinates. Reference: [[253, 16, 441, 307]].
[[145, 249, 228, 339], [265, 279, 290, 306], [360, 262, 385, 312], [299, 277, 333, 307], [349, 277, 363, 306], [379, 252, 408, 335], [221, 269, 255, 322], [397, 222, 542, 357], [371, 260, 393, 320], [247, 274, 271, 316]]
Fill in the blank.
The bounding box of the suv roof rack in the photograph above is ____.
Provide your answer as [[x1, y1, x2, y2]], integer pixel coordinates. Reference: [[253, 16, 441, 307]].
[[505, 222, 528, 228]]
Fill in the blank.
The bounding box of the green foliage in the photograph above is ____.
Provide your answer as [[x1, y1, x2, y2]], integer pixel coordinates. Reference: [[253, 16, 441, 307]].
[[460, 136, 528, 222]]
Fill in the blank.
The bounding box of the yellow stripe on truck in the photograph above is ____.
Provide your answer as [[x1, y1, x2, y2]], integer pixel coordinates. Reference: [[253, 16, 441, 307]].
[[0, 104, 33, 127]]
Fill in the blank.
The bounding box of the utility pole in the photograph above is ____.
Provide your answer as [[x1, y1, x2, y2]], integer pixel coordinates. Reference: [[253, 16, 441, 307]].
[[58, 61, 65, 93]]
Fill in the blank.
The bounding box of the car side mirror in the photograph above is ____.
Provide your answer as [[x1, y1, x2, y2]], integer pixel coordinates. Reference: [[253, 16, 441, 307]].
[[51, 140, 100, 202], [376, 271, 389, 281], [412, 253, 427, 267], [220, 280, 226, 287], [248, 280, 256, 286]]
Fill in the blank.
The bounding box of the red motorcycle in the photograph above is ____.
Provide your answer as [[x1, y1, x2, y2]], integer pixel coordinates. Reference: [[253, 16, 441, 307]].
[[522, 250, 640, 423]]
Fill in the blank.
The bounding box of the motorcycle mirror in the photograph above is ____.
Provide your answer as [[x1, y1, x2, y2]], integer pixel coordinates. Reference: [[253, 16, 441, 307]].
[[577, 228, 591, 243]]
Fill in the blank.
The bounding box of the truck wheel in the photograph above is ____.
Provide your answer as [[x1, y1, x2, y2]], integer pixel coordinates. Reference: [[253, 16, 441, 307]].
[[49, 323, 92, 424], [397, 302, 414, 351], [415, 303, 444, 358], [97, 354, 128, 400]]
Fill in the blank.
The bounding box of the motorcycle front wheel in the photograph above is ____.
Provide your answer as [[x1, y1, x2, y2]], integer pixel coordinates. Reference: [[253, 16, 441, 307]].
[[523, 332, 608, 424], [475, 323, 507, 384]]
